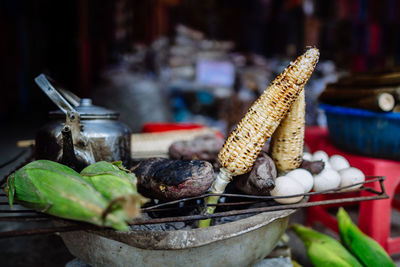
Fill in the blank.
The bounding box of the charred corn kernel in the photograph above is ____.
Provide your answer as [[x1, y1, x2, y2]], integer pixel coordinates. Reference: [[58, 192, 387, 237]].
[[80, 161, 148, 219], [5, 160, 130, 231], [270, 89, 305, 172], [199, 48, 319, 228], [218, 48, 319, 176]]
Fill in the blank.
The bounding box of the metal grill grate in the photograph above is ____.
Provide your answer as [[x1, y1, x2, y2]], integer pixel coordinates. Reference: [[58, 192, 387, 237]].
[[0, 176, 388, 238], [0, 147, 389, 238]]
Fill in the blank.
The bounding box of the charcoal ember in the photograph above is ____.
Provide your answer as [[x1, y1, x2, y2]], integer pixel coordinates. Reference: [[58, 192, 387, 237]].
[[300, 159, 325, 175], [168, 134, 224, 169], [212, 213, 253, 225], [234, 151, 276, 195], [132, 158, 214, 201], [130, 213, 193, 231]]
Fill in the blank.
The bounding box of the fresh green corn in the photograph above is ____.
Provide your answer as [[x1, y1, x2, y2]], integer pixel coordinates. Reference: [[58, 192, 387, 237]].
[[80, 161, 148, 219], [292, 224, 363, 267], [337, 207, 395, 267], [5, 160, 129, 231]]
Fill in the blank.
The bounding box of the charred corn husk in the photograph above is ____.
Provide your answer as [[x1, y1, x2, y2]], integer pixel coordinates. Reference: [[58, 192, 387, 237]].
[[199, 48, 319, 228], [5, 160, 130, 231], [80, 161, 148, 219], [270, 89, 305, 172]]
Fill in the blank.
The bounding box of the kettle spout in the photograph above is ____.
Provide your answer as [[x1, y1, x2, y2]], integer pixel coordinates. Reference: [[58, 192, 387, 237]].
[[60, 125, 87, 171]]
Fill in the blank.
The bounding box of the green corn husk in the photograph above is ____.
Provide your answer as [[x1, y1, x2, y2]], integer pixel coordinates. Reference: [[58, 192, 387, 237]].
[[4, 160, 130, 231], [337, 207, 395, 267], [292, 224, 363, 267], [80, 161, 148, 219]]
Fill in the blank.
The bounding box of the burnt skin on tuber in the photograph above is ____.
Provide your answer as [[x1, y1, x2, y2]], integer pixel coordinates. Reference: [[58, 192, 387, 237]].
[[132, 158, 214, 201], [234, 151, 277, 195]]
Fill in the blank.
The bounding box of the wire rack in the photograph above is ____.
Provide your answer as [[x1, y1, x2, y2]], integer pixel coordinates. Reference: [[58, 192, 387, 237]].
[[0, 149, 389, 238]]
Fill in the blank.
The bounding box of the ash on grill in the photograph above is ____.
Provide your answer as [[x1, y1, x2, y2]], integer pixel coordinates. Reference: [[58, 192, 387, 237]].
[[133, 188, 278, 231]]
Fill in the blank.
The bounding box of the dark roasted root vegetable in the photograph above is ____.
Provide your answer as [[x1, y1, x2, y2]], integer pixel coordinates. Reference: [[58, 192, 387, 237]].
[[5, 160, 130, 231], [168, 134, 224, 169], [81, 161, 148, 219], [132, 158, 214, 201], [234, 152, 276, 195], [300, 159, 325, 175]]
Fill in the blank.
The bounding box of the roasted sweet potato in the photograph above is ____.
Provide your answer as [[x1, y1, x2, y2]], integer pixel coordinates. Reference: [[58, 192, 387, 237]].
[[132, 158, 214, 200], [234, 151, 277, 195], [168, 134, 224, 169]]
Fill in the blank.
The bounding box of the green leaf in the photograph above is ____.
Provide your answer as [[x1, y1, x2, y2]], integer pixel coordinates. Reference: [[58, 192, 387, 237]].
[[5, 173, 15, 207], [13, 167, 53, 212]]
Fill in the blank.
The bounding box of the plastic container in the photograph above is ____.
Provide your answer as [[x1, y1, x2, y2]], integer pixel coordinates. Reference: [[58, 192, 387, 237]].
[[141, 122, 204, 133], [320, 104, 400, 160]]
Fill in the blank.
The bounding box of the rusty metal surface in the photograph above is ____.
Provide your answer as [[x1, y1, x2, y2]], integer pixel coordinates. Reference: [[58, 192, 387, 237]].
[[0, 147, 33, 187]]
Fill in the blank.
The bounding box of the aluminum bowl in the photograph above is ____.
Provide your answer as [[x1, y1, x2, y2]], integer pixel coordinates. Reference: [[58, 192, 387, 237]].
[[59, 209, 296, 267]]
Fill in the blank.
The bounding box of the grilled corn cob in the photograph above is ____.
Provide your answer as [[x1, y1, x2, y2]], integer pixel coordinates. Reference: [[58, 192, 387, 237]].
[[5, 160, 130, 231], [199, 48, 319, 228], [270, 89, 305, 172], [81, 161, 148, 219]]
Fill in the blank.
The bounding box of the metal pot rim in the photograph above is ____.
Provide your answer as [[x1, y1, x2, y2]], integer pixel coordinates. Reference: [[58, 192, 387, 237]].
[[84, 209, 296, 250]]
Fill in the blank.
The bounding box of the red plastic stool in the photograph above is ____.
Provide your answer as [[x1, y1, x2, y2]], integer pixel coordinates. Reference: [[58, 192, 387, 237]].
[[305, 127, 400, 255]]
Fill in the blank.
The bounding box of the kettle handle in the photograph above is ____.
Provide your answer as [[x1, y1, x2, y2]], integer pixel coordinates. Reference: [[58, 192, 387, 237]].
[[35, 73, 83, 151], [34, 74, 79, 115], [35, 74, 95, 170]]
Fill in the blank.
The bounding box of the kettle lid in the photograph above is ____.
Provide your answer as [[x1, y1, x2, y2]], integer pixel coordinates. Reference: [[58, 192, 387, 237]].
[[49, 98, 119, 119]]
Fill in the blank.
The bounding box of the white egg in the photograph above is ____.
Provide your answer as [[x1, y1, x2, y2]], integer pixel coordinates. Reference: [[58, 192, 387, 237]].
[[303, 152, 313, 161], [286, 168, 314, 193], [313, 168, 341, 192], [323, 161, 333, 170], [270, 176, 305, 204], [329, 155, 350, 171], [312, 150, 329, 164], [339, 167, 365, 191]]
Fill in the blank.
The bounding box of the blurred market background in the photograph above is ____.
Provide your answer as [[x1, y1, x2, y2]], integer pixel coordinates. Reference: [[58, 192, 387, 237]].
[[2, 0, 400, 266], [3, 0, 399, 134]]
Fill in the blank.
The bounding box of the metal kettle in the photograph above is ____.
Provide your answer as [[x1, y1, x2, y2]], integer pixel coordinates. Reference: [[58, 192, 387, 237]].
[[34, 74, 132, 171]]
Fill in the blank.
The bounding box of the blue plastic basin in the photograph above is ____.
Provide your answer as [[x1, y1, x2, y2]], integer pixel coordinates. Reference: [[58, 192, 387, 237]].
[[320, 104, 400, 160]]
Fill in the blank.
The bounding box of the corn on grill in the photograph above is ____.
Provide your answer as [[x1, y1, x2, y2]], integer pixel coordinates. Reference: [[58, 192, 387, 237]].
[[198, 48, 320, 227], [0, 177, 388, 237], [0, 47, 389, 238], [0, 146, 389, 237]]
